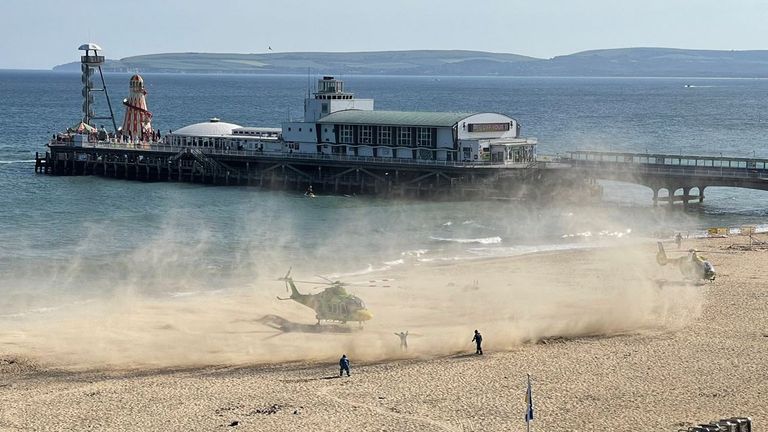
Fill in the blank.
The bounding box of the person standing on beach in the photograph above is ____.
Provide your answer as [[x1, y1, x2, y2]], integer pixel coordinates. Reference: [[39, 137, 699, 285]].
[[339, 354, 350, 377], [675, 232, 683, 249], [395, 331, 409, 351], [472, 330, 483, 355]]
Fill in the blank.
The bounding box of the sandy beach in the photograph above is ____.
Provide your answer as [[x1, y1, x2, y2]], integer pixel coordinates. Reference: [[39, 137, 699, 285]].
[[1, 234, 766, 431]]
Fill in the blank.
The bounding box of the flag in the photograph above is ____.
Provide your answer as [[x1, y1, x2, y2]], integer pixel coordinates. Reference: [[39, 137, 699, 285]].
[[525, 374, 534, 422]]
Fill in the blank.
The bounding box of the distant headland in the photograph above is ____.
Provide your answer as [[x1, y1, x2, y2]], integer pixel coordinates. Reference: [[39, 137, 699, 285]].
[[52, 47, 768, 78]]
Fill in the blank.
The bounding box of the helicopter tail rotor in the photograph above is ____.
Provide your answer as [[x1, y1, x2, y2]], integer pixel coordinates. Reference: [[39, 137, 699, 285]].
[[278, 267, 293, 281], [277, 267, 293, 293]]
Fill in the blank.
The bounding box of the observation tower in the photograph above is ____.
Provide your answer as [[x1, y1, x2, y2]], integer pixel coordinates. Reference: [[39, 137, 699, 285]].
[[79, 43, 117, 131]]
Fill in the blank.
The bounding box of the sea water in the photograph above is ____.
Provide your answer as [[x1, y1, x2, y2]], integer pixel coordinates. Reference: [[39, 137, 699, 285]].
[[2, 71, 768, 311]]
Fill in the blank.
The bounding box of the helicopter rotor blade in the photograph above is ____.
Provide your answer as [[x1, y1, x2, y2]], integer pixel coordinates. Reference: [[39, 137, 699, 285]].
[[291, 280, 336, 285]]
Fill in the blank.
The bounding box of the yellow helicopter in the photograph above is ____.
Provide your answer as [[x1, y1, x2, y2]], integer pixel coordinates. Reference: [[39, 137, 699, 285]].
[[656, 242, 716, 282], [277, 269, 373, 325]]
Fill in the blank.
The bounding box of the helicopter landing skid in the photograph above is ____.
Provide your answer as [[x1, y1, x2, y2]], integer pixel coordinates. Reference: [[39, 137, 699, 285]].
[[258, 314, 356, 334]]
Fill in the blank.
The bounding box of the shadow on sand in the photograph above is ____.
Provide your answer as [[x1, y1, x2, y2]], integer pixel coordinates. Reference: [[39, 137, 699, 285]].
[[257, 315, 355, 334]]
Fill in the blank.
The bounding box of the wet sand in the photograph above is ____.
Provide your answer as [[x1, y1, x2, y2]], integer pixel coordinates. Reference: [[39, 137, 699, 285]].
[[1, 234, 766, 431]]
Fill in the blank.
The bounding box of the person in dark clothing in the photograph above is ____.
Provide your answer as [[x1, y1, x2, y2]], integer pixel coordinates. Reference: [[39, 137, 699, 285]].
[[339, 354, 350, 377], [472, 329, 483, 355], [675, 232, 683, 249], [394, 331, 409, 351]]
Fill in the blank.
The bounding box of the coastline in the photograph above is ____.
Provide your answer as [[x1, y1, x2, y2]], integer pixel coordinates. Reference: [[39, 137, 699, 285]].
[[1, 235, 766, 430]]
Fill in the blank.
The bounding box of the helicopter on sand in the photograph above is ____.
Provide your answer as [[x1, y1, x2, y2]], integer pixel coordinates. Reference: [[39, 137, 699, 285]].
[[277, 269, 373, 325], [656, 242, 716, 282]]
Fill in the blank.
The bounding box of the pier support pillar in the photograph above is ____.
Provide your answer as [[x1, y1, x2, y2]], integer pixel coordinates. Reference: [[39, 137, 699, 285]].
[[652, 189, 659, 207]]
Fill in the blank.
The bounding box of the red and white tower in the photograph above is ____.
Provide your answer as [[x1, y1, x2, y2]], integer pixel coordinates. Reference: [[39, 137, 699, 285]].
[[121, 74, 153, 140]]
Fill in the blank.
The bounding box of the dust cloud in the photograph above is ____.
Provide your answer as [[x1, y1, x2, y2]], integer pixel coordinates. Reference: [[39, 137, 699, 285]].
[[0, 241, 701, 370], [0, 190, 704, 370]]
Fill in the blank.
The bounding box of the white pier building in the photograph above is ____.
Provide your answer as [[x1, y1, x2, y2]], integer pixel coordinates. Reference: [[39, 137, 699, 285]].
[[166, 76, 536, 165]]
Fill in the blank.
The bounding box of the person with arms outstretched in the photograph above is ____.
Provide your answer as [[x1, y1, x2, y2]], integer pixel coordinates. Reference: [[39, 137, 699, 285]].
[[394, 331, 409, 351]]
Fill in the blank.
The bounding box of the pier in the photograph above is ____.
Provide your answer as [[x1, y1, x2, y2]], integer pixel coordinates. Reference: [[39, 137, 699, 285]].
[[36, 145, 768, 203], [560, 151, 768, 206], [36, 142, 548, 199]]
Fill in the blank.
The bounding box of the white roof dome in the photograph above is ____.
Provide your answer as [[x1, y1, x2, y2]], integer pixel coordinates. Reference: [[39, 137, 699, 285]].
[[173, 119, 242, 137], [79, 42, 103, 51]]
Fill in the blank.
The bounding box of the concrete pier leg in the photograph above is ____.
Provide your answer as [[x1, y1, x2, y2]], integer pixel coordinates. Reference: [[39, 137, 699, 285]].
[[683, 187, 690, 208], [699, 186, 706, 203], [652, 189, 659, 207]]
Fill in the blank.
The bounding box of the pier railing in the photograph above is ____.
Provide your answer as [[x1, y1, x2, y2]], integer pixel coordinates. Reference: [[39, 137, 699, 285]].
[[563, 150, 768, 180], [51, 141, 534, 169]]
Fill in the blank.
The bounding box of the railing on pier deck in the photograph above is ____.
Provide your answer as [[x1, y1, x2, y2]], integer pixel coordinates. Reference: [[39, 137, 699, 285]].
[[561, 150, 768, 180], [565, 150, 768, 169], [48, 140, 534, 170]]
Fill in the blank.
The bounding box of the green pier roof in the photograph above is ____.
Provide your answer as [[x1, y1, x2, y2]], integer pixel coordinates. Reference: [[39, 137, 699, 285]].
[[317, 110, 477, 127]]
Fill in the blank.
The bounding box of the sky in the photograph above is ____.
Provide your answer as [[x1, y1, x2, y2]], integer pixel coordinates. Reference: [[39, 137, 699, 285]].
[[2, 0, 768, 69]]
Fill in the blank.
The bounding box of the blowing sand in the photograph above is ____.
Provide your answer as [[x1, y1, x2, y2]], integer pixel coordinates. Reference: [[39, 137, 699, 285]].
[[1, 234, 766, 431]]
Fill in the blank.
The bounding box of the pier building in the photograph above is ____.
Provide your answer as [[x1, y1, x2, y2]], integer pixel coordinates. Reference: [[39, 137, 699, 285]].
[[281, 76, 533, 164], [161, 76, 536, 166], [167, 120, 282, 152]]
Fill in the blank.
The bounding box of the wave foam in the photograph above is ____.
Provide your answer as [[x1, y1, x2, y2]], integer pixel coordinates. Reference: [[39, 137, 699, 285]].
[[0, 160, 35, 164], [429, 236, 502, 245]]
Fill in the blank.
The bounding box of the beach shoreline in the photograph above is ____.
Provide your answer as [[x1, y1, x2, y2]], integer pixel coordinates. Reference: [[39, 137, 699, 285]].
[[2, 235, 766, 431]]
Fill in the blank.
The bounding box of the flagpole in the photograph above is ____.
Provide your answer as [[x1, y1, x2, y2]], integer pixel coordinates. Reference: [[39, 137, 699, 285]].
[[526, 373, 532, 432]]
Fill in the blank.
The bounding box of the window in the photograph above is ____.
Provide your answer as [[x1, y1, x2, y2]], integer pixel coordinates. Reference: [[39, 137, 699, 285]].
[[360, 126, 372, 144], [379, 126, 392, 145], [321, 103, 329, 114], [417, 128, 432, 147], [399, 127, 411, 146], [340, 125, 353, 143]]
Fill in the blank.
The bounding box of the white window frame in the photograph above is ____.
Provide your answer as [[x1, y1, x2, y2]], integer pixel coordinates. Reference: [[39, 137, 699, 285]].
[[379, 126, 392, 145], [417, 128, 432, 147], [399, 128, 411, 146], [340, 125, 353, 144], [360, 125, 372, 144]]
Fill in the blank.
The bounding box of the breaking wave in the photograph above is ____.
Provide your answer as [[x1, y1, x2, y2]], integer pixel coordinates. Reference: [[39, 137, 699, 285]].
[[429, 236, 502, 245], [0, 160, 35, 164]]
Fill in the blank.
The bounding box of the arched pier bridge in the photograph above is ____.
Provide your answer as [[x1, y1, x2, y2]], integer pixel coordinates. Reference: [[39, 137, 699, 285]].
[[559, 150, 768, 205]]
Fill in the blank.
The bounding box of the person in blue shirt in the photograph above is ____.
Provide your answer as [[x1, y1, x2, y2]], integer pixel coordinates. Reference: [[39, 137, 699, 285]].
[[339, 354, 350, 377], [472, 330, 483, 355]]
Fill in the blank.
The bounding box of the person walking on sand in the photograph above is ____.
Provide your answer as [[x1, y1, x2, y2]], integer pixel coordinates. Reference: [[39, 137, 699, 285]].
[[339, 354, 350, 377], [472, 329, 483, 355], [675, 232, 683, 249], [395, 331, 409, 351]]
